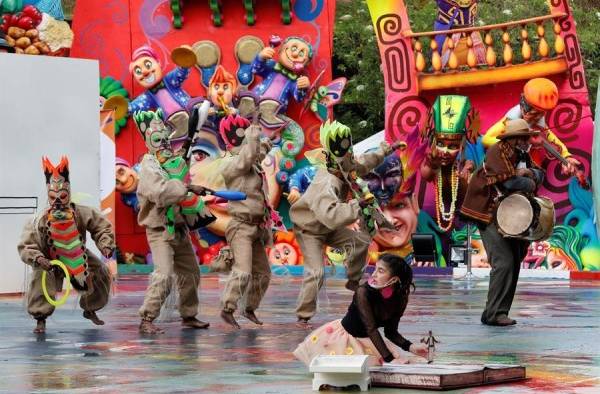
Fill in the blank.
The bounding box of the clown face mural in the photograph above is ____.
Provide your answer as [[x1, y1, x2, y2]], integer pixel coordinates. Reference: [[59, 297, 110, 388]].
[[375, 195, 420, 250], [115, 159, 139, 194], [279, 37, 313, 73], [269, 242, 299, 265], [208, 65, 237, 112], [130, 52, 163, 89]]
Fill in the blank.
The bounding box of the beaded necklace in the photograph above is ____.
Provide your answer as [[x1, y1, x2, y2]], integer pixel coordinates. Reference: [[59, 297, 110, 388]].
[[434, 163, 459, 231]]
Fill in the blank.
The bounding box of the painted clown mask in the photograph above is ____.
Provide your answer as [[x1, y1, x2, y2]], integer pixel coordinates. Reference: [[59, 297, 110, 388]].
[[133, 110, 174, 163], [363, 152, 403, 206], [219, 114, 251, 150], [43, 156, 71, 208], [279, 37, 313, 73], [130, 54, 163, 89]]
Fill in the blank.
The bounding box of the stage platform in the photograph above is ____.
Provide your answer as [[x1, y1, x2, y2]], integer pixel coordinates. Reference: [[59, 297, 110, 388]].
[[1, 276, 598, 393]]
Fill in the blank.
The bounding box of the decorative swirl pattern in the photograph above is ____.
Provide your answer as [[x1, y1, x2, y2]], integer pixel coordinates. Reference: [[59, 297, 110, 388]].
[[108, 0, 129, 24], [375, 14, 403, 45], [303, 123, 322, 150], [541, 147, 590, 220], [549, 0, 572, 31], [293, 0, 325, 22], [547, 98, 583, 144], [564, 35, 585, 90], [384, 42, 411, 92], [139, 0, 172, 40], [386, 96, 429, 142]]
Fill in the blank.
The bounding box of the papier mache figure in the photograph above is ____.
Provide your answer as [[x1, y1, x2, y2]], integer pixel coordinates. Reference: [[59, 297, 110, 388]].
[[128, 45, 200, 139], [115, 157, 140, 212], [363, 127, 427, 265], [420, 95, 478, 232], [18, 157, 115, 334], [196, 65, 240, 145], [433, 0, 485, 67], [483, 78, 582, 177], [134, 109, 213, 334], [238, 35, 312, 138]]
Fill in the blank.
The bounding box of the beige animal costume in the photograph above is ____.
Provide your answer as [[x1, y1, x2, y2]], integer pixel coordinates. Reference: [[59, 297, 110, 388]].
[[133, 110, 208, 331], [137, 154, 202, 321], [290, 121, 391, 321], [19, 204, 114, 320], [218, 115, 273, 326], [17, 157, 114, 331]]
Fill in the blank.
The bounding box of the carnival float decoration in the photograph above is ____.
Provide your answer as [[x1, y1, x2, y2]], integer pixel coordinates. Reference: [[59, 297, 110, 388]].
[[363, 0, 597, 270]]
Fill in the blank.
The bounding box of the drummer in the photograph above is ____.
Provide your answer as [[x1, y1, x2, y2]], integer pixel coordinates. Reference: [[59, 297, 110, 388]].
[[460, 119, 544, 326]]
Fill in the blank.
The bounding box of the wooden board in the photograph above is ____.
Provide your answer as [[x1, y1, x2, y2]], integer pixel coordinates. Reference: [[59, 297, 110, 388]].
[[370, 363, 526, 390]]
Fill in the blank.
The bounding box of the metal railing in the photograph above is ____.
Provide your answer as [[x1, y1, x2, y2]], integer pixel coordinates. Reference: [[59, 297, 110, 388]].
[[0, 196, 38, 215]]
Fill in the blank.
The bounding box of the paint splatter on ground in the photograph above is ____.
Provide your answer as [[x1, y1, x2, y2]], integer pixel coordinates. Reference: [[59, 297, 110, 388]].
[[1, 275, 599, 393]]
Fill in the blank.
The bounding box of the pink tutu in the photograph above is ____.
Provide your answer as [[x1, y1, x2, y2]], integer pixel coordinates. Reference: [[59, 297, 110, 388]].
[[293, 319, 401, 367]]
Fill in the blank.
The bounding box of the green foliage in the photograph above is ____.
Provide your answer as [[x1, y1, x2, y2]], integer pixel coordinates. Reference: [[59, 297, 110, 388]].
[[333, 0, 600, 142], [332, 1, 384, 142]]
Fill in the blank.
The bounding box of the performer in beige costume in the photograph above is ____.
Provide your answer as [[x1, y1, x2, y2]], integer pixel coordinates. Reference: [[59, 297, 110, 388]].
[[291, 120, 393, 326], [134, 109, 211, 334], [218, 114, 275, 329], [18, 156, 115, 334]]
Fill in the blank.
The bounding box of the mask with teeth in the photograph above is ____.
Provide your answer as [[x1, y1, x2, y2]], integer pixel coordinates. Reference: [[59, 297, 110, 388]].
[[133, 109, 174, 163], [43, 156, 71, 208]]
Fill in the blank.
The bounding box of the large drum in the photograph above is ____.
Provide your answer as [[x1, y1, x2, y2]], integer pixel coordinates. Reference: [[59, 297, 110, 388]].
[[495, 193, 555, 241]]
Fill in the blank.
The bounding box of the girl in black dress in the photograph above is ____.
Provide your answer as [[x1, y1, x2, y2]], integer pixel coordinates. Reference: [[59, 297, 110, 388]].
[[294, 254, 428, 366]]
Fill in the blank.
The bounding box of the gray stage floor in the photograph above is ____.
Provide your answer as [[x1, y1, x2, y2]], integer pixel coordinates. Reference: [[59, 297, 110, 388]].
[[1, 275, 599, 393]]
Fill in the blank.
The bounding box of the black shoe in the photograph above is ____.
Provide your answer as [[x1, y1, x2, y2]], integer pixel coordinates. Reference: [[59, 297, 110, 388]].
[[484, 315, 517, 326]]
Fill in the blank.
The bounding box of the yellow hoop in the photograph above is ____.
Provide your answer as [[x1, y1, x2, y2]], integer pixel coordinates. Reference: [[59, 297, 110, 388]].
[[41, 259, 71, 307]]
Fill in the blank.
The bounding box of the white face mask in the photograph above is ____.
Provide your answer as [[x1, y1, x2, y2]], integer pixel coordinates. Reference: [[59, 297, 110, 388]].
[[368, 277, 399, 289]]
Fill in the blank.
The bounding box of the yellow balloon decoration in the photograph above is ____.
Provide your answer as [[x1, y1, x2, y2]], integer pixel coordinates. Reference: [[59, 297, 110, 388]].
[[41, 259, 71, 307]]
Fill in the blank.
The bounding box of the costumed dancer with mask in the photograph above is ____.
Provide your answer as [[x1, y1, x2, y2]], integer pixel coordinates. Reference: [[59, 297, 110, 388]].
[[294, 254, 428, 366], [18, 157, 115, 334], [219, 114, 276, 329], [461, 119, 545, 326], [290, 120, 395, 327], [135, 110, 213, 334]]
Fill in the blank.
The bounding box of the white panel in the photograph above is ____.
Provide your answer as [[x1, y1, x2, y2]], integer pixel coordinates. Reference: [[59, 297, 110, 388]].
[[0, 54, 100, 294]]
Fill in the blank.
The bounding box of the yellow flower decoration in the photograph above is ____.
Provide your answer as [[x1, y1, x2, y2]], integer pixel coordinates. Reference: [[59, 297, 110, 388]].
[[329, 351, 336, 355], [345, 347, 354, 355], [311, 335, 318, 343]]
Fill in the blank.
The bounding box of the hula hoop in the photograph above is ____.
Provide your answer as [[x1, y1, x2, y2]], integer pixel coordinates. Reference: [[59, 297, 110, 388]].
[[41, 259, 71, 307]]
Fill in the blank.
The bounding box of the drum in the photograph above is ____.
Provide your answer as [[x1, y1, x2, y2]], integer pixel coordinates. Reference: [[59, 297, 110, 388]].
[[495, 193, 555, 241]]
